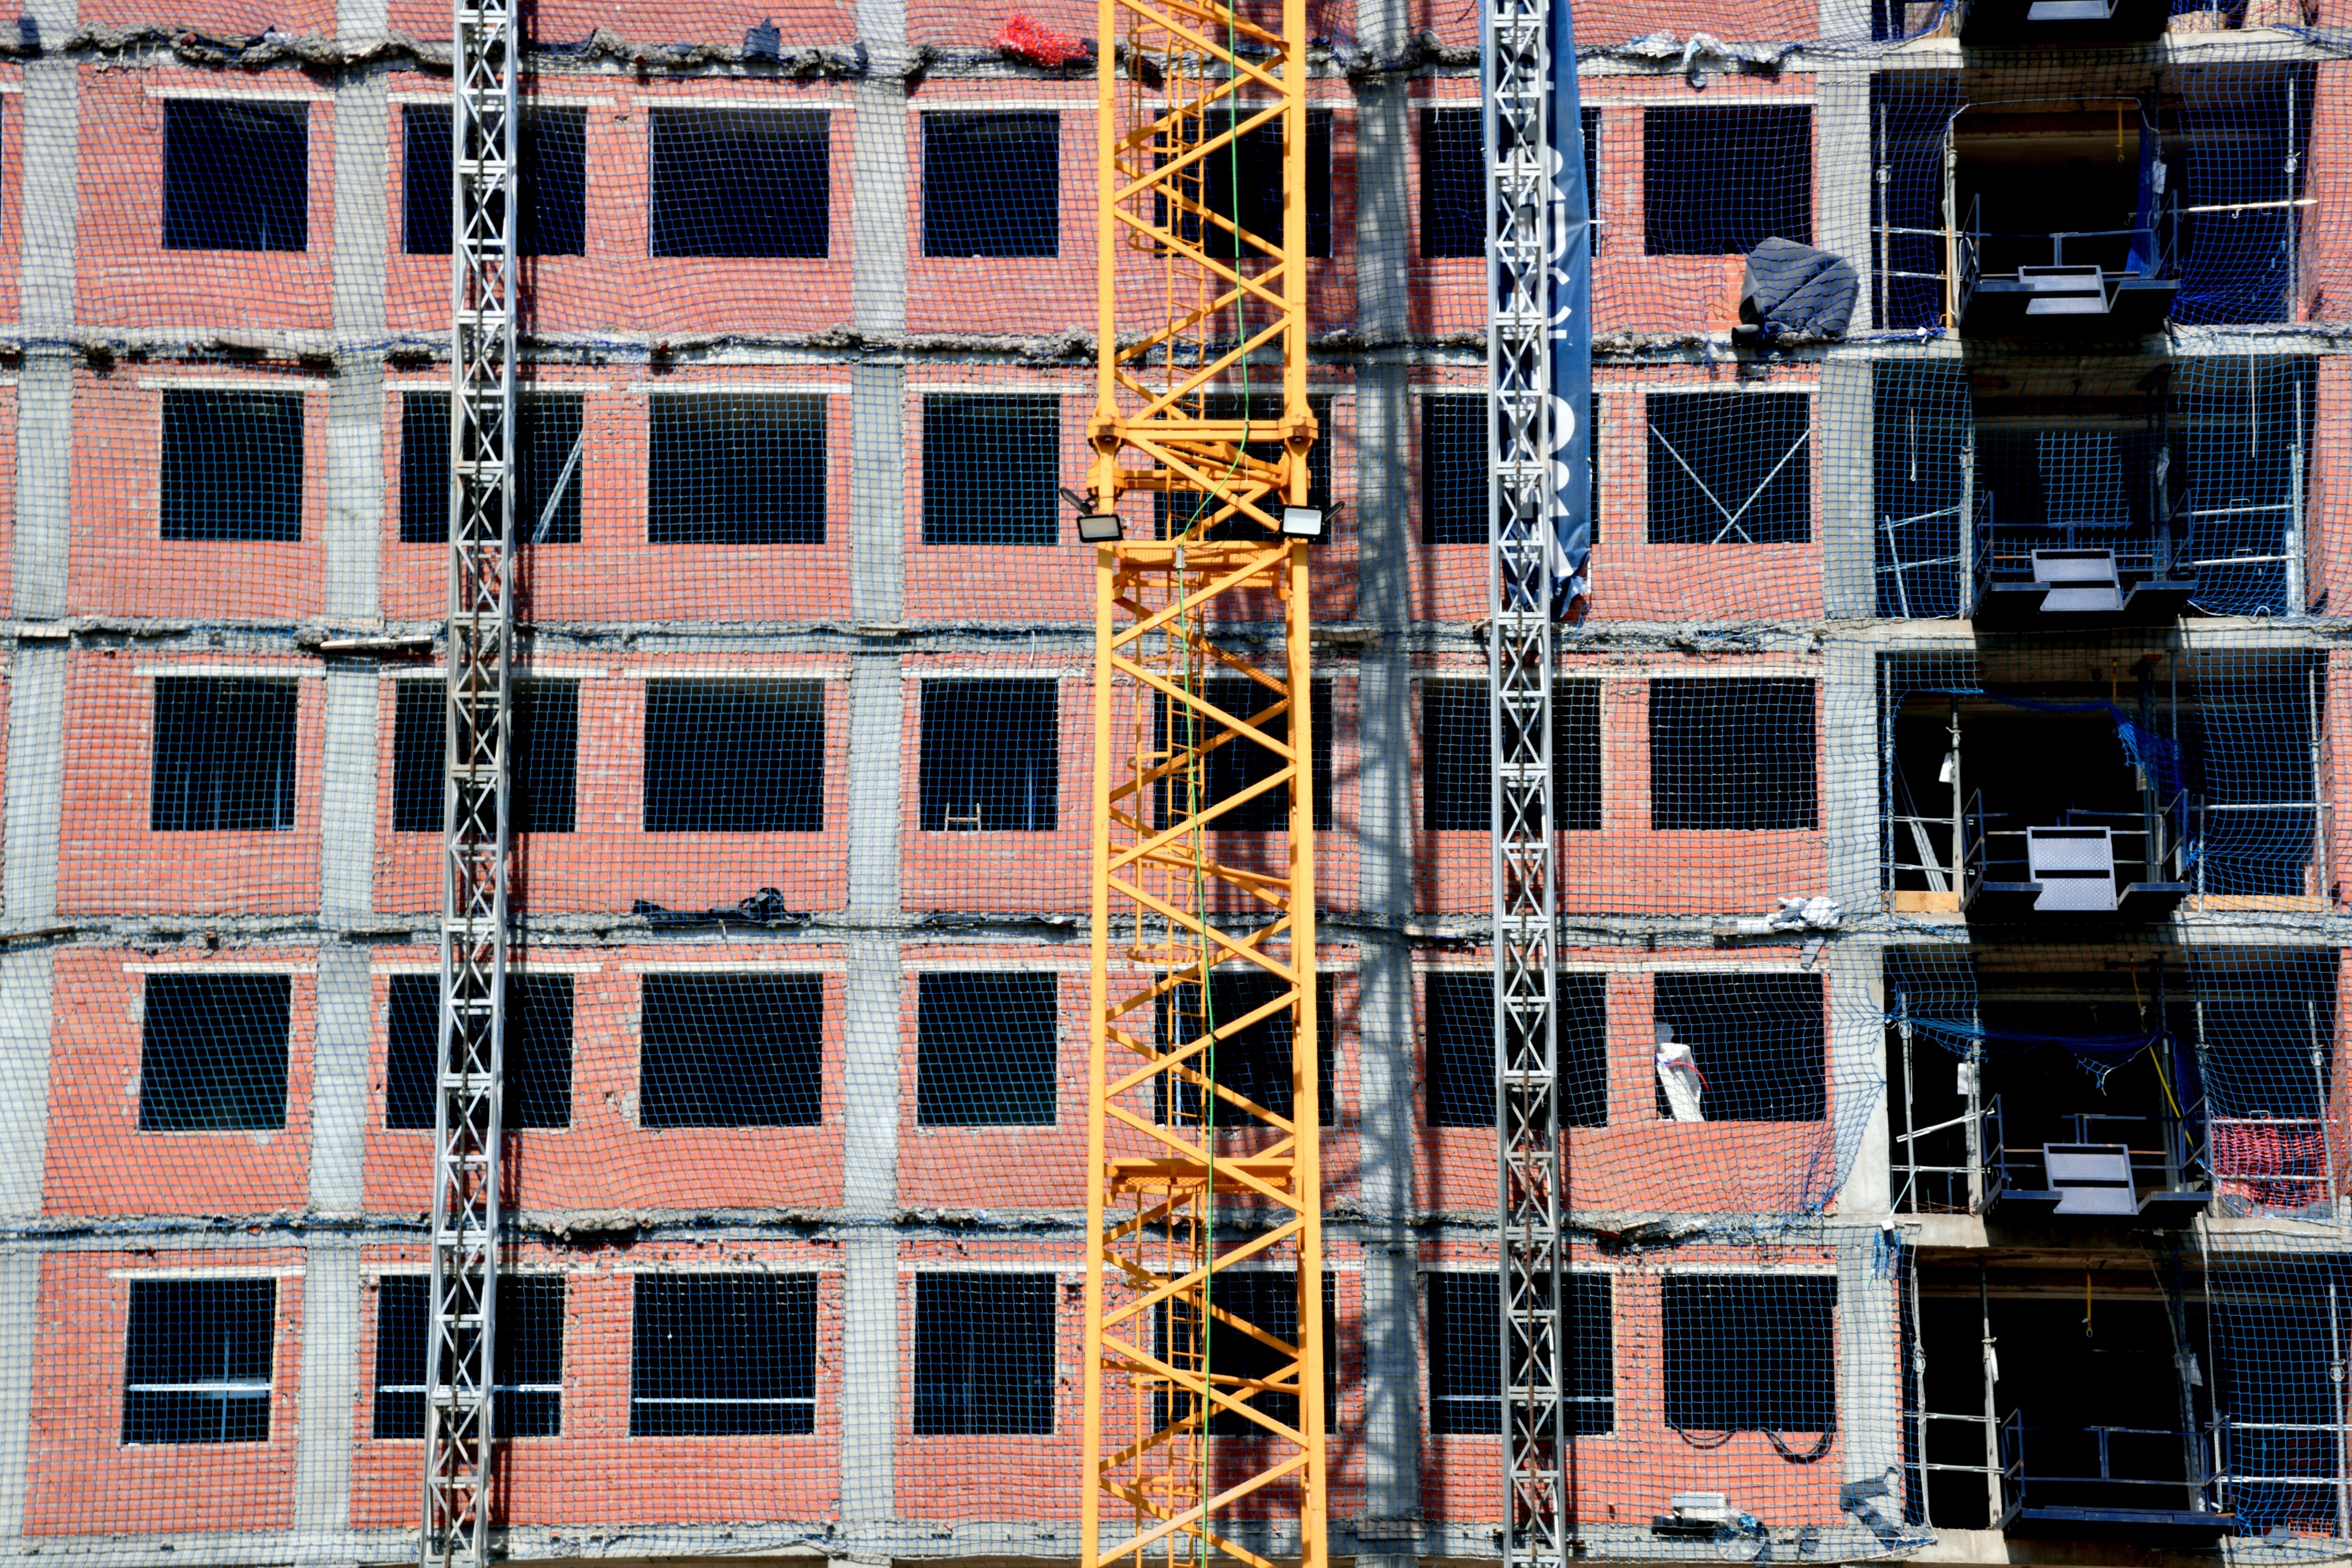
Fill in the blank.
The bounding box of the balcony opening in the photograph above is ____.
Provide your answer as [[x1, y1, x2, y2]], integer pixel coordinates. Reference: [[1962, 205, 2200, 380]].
[[1889, 659, 2318, 918], [1911, 1265, 2225, 1538], [1952, 103, 2176, 335]]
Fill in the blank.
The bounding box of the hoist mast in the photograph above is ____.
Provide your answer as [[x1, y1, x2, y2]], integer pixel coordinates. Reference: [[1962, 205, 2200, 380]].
[[424, 0, 516, 1558], [1079, 0, 1326, 1565]]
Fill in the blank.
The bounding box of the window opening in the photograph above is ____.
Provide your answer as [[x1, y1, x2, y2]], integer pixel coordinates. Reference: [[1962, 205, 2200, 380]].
[[1661, 1274, 1836, 1445], [373, 1274, 565, 1440], [1156, 392, 1331, 540], [161, 388, 303, 542], [1152, 676, 1330, 831], [398, 391, 583, 545], [1428, 1271, 1612, 1435], [922, 112, 1060, 258], [1422, 680, 1602, 833], [916, 972, 1059, 1126], [393, 678, 578, 834], [649, 109, 830, 258], [1156, 106, 1331, 259], [1155, 1272, 1337, 1435], [648, 393, 826, 545], [151, 677, 297, 833], [630, 1274, 817, 1435], [920, 679, 1059, 832], [922, 394, 1061, 546], [913, 1273, 1057, 1434], [163, 100, 307, 252], [1649, 678, 1816, 831], [402, 104, 587, 257], [1646, 392, 1812, 545], [642, 680, 825, 833], [1426, 971, 1607, 1129], [1652, 971, 1826, 1123], [638, 973, 824, 1128], [138, 972, 291, 1132], [384, 972, 574, 1130], [1644, 107, 1810, 255], [1154, 972, 1336, 1130], [123, 1278, 275, 1445]]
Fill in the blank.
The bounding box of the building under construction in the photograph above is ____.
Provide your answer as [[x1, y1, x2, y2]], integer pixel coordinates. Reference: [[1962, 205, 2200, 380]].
[[1, 0, 2350, 1562]]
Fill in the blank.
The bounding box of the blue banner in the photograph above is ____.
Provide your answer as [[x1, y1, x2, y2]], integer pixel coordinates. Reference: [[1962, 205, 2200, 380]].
[[1549, 0, 1593, 618]]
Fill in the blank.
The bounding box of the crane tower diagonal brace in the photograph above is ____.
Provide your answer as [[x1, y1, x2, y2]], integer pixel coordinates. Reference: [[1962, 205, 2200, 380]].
[[1079, 0, 1327, 1567]]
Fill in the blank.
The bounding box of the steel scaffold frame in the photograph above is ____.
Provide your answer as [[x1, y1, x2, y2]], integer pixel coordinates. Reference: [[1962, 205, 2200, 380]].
[[1080, 0, 1326, 1565], [1486, 0, 1567, 1563], [424, 0, 516, 1557]]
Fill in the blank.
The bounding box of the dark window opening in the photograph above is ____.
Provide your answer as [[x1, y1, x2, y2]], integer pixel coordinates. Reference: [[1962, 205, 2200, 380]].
[[383, 972, 574, 1130], [920, 680, 1059, 832], [1152, 677, 1330, 832], [1426, 971, 1607, 1129], [1662, 1274, 1835, 1436], [1649, 678, 1817, 831], [917, 972, 1058, 1127], [164, 100, 308, 252], [397, 391, 582, 546], [392, 678, 578, 835], [372, 1273, 565, 1440], [161, 388, 304, 542], [124, 1278, 275, 1445], [639, 973, 824, 1128], [1422, 393, 1486, 545], [650, 109, 829, 259], [1158, 107, 1332, 260], [921, 394, 1060, 547], [1154, 972, 1336, 1130], [1421, 680, 1601, 834], [648, 393, 826, 545], [1156, 1271, 1336, 1436], [630, 1274, 817, 1436], [138, 972, 291, 1133], [1420, 107, 1484, 259], [1155, 393, 1332, 541], [1653, 971, 1825, 1123], [1643, 106, 1811, 255], [913, 1273, 1056, 1435], [1428, 1270, 1612, 1436], [1646, 392, 1811, 546], [643, 680, 825, 833], [922, 112, 1060, 258], [402, 104, 588, 257], [151, 677, 297, 833]]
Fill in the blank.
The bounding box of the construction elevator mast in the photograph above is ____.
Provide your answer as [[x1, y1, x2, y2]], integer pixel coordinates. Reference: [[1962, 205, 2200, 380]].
[[1079, 0, 1326, 1565], [424, 0, 516, 1557]]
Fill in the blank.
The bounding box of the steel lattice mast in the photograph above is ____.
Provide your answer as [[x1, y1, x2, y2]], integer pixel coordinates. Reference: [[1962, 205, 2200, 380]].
[[424, 0, 517, 1556], [1487, 0, 1567, 1561], [1079, 0, 1326, 1564]]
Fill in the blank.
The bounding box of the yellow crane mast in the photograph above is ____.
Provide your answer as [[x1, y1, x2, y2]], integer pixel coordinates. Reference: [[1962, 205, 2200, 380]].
[[1079, 1, 1325, 1567]]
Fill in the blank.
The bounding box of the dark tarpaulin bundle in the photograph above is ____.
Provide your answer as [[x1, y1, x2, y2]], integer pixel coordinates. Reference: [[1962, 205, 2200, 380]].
[[1736, 238, 1859, 346]]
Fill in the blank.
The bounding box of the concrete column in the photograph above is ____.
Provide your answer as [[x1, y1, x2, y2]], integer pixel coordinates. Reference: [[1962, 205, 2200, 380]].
[[1834, 1225, 1909, 1544], [1820, 356, 1877, 620], [328, 73, 388, 625], [1817, 72, 1876, 332], [293, 1242, 359, 1544], [320, 669, 378, 921], [15, 40, 75, 626], [3, 647, 63, 923], [1821, 638, 1881, 911], [1830, 935, 1891, 1216], [0, 1247, 35, 1541], [850, 367, 906, 628], [309, 942, 372, 1216]]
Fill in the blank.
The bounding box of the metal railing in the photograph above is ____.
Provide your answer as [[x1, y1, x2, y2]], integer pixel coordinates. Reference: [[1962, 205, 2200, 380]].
[[2000, 1110, 2204, 1204], [2209, 1114, 2339, 1210], [1964, 788, 2196, 899], [2009, 1420, 2221, 1515], [1912, 1408, 2024, 1528], [1894, 1094, 2006, 1214], [2214, 1413, 2352, 1538], [1877, 503, 1965, 619]]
